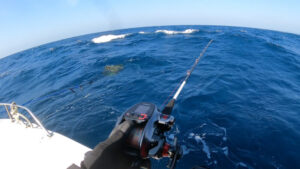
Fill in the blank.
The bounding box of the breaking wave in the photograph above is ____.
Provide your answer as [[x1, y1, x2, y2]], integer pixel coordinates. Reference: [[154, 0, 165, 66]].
[[155, 29, 198, 35], [91, 29, 197, 44], [92, 34, 129, 43]]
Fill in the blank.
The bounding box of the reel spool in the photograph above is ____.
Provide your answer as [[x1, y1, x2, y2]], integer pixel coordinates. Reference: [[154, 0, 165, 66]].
[[116, 102, 182, 168]]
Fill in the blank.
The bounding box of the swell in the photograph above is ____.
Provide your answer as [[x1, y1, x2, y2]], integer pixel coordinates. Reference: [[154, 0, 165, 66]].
[[1, 26, 300, 169]]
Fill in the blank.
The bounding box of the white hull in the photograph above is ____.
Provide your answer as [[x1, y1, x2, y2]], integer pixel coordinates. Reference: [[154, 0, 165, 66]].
[[0, 119, 91, 169]]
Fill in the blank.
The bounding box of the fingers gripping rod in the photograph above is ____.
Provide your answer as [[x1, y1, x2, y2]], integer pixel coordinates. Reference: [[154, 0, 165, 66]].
[[162, 40, 213, 114]]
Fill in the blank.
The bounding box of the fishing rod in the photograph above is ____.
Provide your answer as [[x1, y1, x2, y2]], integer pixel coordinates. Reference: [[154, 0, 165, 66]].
[[115, 39, 213, 169], [162, 39, 213, 115]]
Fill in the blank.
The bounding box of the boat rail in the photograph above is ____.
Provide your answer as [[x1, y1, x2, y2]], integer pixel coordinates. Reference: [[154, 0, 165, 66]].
[[0, 102, 52, 137]]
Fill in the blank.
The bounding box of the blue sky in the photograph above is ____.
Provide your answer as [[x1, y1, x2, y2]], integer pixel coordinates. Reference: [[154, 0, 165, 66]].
[[0, 0, 299, 58]]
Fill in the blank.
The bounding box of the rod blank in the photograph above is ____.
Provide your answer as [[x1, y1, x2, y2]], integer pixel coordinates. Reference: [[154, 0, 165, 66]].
[[162, 40, 213, 114]]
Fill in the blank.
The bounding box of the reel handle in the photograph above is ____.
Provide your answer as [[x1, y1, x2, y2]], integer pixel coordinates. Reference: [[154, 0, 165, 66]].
[[167, 137, 182, 169], [167, 144, 182, 169]]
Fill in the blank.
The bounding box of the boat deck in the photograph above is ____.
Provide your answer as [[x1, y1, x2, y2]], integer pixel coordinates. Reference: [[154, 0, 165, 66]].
[[0, 119, 91, 169]]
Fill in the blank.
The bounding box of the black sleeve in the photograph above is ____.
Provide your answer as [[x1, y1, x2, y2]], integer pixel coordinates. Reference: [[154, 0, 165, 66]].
[[81, 121, 144, 169]]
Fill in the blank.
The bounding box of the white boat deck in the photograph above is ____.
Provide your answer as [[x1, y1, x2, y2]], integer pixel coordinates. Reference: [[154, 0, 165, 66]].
[[0, 119, 91, 169]]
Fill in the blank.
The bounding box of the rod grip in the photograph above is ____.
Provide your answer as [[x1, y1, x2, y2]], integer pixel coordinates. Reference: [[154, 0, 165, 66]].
[[162, 99, 175, 115]]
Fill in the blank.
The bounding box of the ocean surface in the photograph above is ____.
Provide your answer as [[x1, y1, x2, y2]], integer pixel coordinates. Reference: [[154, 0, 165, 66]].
[[0, 25, 300, 169]]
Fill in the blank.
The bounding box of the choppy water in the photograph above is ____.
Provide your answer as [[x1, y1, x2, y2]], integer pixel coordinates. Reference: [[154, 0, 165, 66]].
[[1, 25, 300, 169]]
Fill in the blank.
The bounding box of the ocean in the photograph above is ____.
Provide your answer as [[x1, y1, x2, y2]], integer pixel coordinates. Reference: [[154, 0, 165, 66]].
[[0, 25, 299, 169]]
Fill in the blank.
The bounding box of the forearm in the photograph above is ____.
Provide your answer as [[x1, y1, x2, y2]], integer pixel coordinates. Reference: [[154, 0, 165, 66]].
[[81, 121, 134, 169]]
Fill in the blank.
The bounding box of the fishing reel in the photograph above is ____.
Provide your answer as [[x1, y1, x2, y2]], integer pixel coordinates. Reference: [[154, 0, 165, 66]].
[[116, 102, 182, 169]]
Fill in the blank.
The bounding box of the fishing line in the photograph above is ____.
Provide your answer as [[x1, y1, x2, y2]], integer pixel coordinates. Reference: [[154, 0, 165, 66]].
[[22, 39, 213, 109], [22, 79, 96, 106], [160, 40, 213, 112]]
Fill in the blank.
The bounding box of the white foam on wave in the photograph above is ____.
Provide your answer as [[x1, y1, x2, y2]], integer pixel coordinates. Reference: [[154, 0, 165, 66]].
[[222, 146, 229, 156], [138, 31, 146, 34], [181, 145, 192, 155], [211, 122, 227, 142], [155, 30, 178, 34], [188, 132, 195, 139], [181, 29, 198, 34], [194, 135, 211, 159], [155, 29, 198, 35], [0, 71, 9, 78], [92, 34, 129, 43], [236, 162, 248, 168], [84, 93, 91, 98], [168, 134, 175, 140]]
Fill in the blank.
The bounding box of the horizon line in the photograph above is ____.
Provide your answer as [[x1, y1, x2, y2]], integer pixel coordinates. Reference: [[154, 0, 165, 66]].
[[1, 24, 299, 60]]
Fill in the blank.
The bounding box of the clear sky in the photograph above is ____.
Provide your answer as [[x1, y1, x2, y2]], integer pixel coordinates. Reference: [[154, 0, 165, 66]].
[[1, 0, 299, 58]]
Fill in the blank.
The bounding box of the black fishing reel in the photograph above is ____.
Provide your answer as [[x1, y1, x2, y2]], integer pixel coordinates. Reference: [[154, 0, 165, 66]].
[[116, 102, 182, 169], [113, 40, 213, 169]]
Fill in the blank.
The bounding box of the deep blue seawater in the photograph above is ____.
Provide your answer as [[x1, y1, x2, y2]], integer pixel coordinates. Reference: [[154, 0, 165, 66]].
[[0, 25, 300, 169]]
